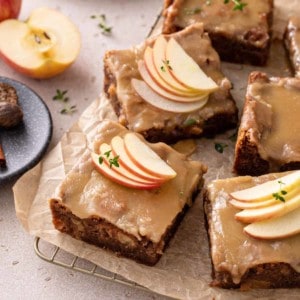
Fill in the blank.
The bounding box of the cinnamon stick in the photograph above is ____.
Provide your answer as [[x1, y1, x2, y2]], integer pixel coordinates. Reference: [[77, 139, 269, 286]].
[[0, 143, 6, 168]]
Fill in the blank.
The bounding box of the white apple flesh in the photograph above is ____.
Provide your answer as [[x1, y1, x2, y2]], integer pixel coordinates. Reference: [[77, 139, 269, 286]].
[[138, 61, 209, 103], [230, 171, 300, 202], [131, 79, 208, 113], [235, 193, 300, 223], [91, 152, 161, 190], [166, 38, 218, 92], [99, 143, 161, 185], [0, 7, 80, 79], [0, 0, 21, 22], [110, 136, 165, 182], [123, 133, 177, 180], [244, 207, 300, 240]]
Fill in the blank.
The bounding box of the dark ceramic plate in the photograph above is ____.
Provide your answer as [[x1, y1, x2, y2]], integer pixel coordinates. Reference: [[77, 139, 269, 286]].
[[0, 77, 52, 183]]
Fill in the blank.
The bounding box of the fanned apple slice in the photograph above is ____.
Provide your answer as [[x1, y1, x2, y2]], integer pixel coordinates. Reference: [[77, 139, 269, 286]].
[[91, 152, 161, 190], [131, 79, 208, 113], [110, 136, 165, 182], [123, 133, 176, 180], [230, 198, 279, 210], [166, 38, 218, 92], [235, 193, 300, 223], [99, 143, 159, 184], [230, 171, 300, 202], [143, 47, 199, 97], [244, 207, 300, 239], [138, 61, 208, 103], [152, 36, 201, 93]]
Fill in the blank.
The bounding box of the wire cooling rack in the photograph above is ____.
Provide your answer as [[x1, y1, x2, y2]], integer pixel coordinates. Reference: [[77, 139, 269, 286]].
[[34, 237, 148, 290]]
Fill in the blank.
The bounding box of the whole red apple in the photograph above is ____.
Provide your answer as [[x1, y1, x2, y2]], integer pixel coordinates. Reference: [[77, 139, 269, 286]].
[[0, 0, 21, 22]]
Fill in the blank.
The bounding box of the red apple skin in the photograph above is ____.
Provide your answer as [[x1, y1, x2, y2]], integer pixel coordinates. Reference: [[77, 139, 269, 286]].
[[0, 0, 21, 21]]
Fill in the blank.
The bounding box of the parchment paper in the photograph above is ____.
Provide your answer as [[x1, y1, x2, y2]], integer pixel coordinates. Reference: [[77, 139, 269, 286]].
[[13, 1, 300, 299]]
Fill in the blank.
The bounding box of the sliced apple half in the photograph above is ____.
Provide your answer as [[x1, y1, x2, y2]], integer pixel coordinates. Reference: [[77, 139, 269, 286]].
[[230, 171, 300, 202], [235, 193, 300, 224], [166, 38, 218, 92], [0, 7, 80, 79], [123, 133, 177, 180], [99, 143, 159, 185], [91, 152, 161, 190], [131, 79, 208, 113], [152, 36, 201, 94], [110, 136, 165, 182], [143, 47, 197, 97], [138, 61, 208, 103], [244, 207, 300, 240]]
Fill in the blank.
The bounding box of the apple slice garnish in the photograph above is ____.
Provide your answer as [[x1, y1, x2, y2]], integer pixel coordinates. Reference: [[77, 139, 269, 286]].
[[0, 7, 80, 79], [143, 47, 198, 97], [99, 143, 160, 184], [230, 171, 300, 202], [123, 133, 177, 180], [110, 136, 165, 182], [166, 38, 218, 92], [152, 36, 200, 93], [131, 79, 208, 113], [230, 198, 279, 210], [138, 61, 209, 103], [91, 152, 161, 190], [235, 192, 300, 224], [244, 207, 300, 240]]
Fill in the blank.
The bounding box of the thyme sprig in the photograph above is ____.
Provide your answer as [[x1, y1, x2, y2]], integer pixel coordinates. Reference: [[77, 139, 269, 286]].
[[272, 180, 287, 202], [160, 60, 172, 72], [53, 89, 77, 115], [91, 14, 112, 35], [98, 150, 120, 168], [224, 0, 247, 11]]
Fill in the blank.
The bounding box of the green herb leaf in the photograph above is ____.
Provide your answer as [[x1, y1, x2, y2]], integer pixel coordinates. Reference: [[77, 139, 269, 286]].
[[183, 118, 197, 127], [99, 156, 103, 164], [272, 180, 287, 202], [60, 105, 77, 115], [109, 155, 120, 168], [91, 14, 112, 35], [229, 131, 238, 142], [214, 142, 228, 153], [104, 150, 112, 158], [53, 89, 68, 101], [184, 7, 201, 15], [224, 0, 247, 11], [160, 60, 172, 72]]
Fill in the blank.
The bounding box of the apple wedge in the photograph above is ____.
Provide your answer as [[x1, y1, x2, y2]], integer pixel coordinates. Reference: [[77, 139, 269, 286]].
[[0, 7, 80, 79], [110, 136, 165, 182], [123, 133, 177, 180], [138, 61, 209, 103], [152, 36, 202, 93], [131, 79, 208, 113], [143, 47, 199, 97], [166, 38, 218, 92], [230, 171, 300, 202], [99, 143, 160, 185], [91, 152, 161, 190], [235, 193, 300, 223], [244, 207, 300, 239]]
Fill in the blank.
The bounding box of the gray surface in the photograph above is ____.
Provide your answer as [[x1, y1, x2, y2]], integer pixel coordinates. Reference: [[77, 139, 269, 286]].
[[0, 1, 170, 299]]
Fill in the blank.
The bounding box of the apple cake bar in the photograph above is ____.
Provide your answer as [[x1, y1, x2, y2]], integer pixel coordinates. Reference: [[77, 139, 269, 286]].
[[233, 71, 300, 176], [163, 0, 273, 65], [49, 120, 207, 265], [284, 16, 300, 77], [104, 23, 238, 144], [204, 172, 300, 289]]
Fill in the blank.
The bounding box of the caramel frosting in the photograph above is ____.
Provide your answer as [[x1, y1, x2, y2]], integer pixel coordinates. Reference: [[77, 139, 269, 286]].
[[246, 75, 300, 168], [104, 23, 235, 133], [164, 0, 272, 48], [285, 16, 300, 77], [207, 173, 300, 284], [54, 120, 206, 243]]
